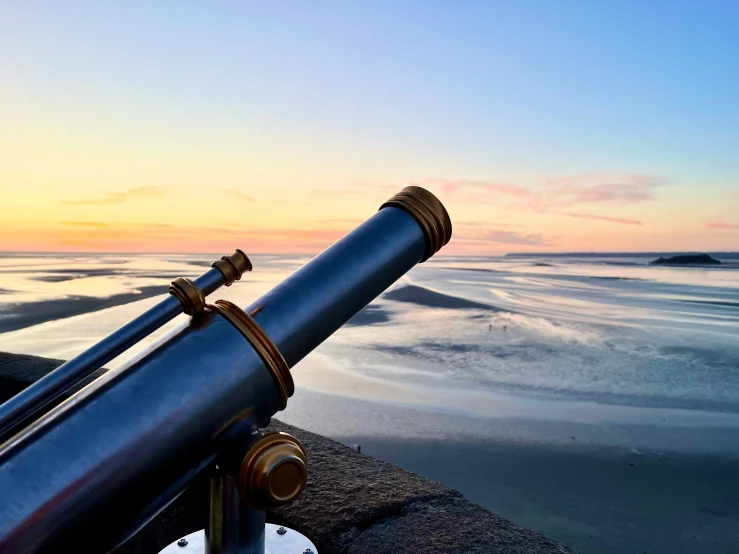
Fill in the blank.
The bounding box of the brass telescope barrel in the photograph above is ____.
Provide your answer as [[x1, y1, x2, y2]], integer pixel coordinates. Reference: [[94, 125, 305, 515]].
[[0, 186, 451, 554]]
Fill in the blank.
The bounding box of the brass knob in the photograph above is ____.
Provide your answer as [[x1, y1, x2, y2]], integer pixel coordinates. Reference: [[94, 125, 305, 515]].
[[237, 432, 307, 509]]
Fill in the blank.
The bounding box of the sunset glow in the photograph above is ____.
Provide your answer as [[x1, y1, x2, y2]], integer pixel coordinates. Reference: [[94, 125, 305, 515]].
[[2, 2, 737, 254]]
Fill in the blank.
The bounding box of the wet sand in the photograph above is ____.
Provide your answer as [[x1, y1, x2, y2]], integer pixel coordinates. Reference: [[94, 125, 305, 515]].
[[344, 282, 503, 327], [346, 305, 392, 326], [0, 286, 165, 333], [384, 284, 501, 310], [280, 388, 739, 554], [339, 437, 739, 554], [0, 274, 485, 336]]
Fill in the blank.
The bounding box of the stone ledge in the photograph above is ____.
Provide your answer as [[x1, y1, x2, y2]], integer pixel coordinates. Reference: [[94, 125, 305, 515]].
[[0, 351, 105, 405], [347, 499, 572, 554], [0, 353, 573, 554]]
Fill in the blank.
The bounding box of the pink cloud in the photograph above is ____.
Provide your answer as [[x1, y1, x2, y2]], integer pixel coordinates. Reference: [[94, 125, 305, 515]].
[[560, 212, 643, 226], [455, 227, 548, 246], [539, 173, 661, 209], [482, 231, 546, 245], [546, 172, 662, 186], [706, 221, 739, 230], [424, 173, 661, 212], [564, 183, 655, 204], [423, 178, 531, 200]]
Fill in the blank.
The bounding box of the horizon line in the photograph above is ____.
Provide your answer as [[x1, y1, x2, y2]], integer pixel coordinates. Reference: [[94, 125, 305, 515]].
[[1, 250, 739, 257]]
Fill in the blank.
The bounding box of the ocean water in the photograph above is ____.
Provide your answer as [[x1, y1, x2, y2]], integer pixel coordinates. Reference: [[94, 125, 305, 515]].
[[2, 252, 739, 453]]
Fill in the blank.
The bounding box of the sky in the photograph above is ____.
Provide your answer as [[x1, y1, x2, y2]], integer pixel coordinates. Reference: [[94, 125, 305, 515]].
[[1, 1, 738, 254]]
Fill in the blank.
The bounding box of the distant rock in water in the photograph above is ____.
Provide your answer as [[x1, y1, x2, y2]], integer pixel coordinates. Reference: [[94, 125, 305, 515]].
[[650, 254, 722, 266]]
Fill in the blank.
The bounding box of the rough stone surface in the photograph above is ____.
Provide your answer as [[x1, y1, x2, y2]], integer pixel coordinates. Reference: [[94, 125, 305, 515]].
[[0, 352, 107, 438], [267, 421, 463, 554], [0, 352, 65, 402], [0, 352, 106, 405], [1, 353, 574, 553], [348, 499, 572, 554]]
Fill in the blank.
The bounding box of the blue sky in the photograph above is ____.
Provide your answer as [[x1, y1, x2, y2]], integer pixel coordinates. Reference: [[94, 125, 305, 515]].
[[1, 1, 738, 252]]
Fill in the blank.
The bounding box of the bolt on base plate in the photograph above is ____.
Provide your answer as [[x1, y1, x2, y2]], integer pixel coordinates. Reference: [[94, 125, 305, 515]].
[[159, 524, 318, 554]]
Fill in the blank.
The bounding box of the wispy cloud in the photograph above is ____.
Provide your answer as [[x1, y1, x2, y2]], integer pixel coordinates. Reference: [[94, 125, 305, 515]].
[[456, 227, 548, 246], [706, 221, 739, 230], [12, 221, 354, 254], [527, 173, 661, 213], [560, 212, 643, 226], [60, 221, 108, 227], [454, 220, 518, 229], [546, 175, 659, 205], [430, 173, 662, 213], [423, 178, 530, 200], [62, 186, 168, 205], [221, 189, 255, 202], [317, 218, 364, 227], [546, 172, 663, 188], [482, 231, 546, 245], [310, 189, 364, 196]]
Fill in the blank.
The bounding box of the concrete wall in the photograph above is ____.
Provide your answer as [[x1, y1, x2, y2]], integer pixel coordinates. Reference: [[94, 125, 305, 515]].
[[0, 352, 572, 554]]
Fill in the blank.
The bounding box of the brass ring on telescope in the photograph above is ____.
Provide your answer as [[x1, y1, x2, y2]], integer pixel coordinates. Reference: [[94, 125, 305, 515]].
[[209, 300, 293, 410], [212, 249, 253, 286], [380, 186, 452, 262], [169, 277, 206, 316]]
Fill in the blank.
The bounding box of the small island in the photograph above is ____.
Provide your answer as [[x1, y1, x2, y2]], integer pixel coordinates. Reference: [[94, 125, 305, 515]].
[[650, 253, 722, 266]]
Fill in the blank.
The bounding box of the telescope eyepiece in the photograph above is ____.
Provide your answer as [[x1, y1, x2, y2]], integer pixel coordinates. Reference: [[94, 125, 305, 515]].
[[213, 249, 253, 286]]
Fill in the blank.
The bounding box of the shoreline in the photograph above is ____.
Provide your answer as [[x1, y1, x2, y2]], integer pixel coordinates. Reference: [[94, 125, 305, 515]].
[[289, 353, 739, 455]]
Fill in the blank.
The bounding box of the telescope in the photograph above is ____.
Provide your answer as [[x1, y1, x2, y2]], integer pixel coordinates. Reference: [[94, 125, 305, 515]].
[[0, 187, 452, 554]]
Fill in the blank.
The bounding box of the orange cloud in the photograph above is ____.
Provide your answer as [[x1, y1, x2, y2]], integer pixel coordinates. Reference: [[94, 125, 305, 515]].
[[0, 221, 353, 254], [62, 186, 168, 205], [309, 189, 364, 196], [60, 221, 108, 227], [317, 218, 364, 228], [221, 189, 255, 202]]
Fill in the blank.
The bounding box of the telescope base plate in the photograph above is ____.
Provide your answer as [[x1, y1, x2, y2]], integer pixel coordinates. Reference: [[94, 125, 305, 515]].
[[159, 524, 318, 554]]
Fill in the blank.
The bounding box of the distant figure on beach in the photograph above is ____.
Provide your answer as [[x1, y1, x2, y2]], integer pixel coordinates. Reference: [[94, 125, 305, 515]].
[[502, 325, 507, 332], [489, 324, 492, 331]]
